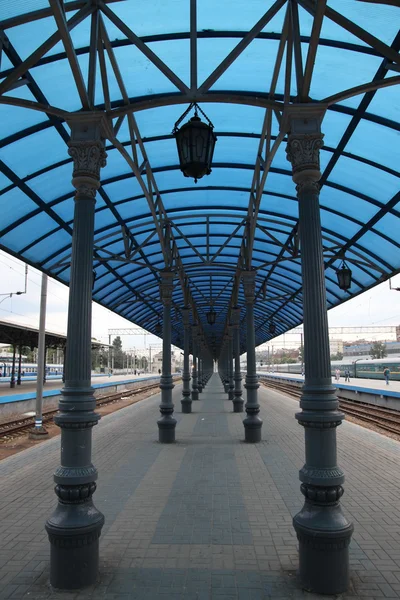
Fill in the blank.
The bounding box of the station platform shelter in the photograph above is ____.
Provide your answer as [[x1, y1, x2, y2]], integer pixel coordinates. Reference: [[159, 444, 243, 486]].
[[0, 1, 399, 596]]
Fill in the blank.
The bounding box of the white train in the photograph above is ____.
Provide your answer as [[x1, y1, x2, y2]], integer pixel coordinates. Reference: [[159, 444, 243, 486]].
[[0, 363, 63, 378]]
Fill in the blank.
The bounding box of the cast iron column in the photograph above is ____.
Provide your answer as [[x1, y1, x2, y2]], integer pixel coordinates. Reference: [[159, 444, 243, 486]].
[[231, 307, 244, 412], [286, 117, 353, 594], [157, 271, 177, 442], [197, 347, 203, 393], [242, 270, 262, 442], [45, 117, 106, 589], [228, 328, 235, 400], [191, 325, 199, 400], [181, 307, 192, 413]]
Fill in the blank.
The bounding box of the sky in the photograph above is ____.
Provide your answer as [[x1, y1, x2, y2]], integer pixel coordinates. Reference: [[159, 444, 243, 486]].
[[0, 249, 399, 352]]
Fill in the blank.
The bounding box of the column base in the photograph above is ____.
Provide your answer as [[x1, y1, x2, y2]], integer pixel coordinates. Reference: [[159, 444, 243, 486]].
[[233, 398, 244, 413], [293, 504, 353, 594], [157, 416, 177, 443], [243, 415, 263, 443], [181, 399, 192, 414], [29, 426, 49, 439], [228, 389, 234, 401], [46, 502, 104, 589], [191, 391, 199, 401], [198, 383, 203, 393]]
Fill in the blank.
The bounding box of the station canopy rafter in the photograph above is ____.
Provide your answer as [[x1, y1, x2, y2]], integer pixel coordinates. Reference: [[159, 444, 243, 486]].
[[0, 0, 399, 357]]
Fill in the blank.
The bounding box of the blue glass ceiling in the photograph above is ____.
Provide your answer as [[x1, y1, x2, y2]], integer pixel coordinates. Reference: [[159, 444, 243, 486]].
[[0, 0, 399, 354]]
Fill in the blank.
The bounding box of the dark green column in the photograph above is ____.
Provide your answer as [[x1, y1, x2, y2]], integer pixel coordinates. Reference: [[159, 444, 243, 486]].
[[242, 270, 262, 442], [181, 307, 192, 413], [231, 307, 244, 412], [286, 115, 353, 594], [157, 271, 176, 443], [45, 116, 106, 589], [191, 325, 199, 400]]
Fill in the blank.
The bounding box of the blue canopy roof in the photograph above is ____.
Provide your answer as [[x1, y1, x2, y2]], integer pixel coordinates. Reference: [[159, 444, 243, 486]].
[[0, 0, 399, 354]]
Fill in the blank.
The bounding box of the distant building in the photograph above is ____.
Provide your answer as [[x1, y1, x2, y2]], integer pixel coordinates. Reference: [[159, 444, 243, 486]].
[[329, 339, 343, 355], [151, 351, 177, 373], [343, 341, 400, 357]]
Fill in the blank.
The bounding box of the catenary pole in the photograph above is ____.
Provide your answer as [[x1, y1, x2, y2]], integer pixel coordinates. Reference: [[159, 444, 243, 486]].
[[29, 272, 49, 439]]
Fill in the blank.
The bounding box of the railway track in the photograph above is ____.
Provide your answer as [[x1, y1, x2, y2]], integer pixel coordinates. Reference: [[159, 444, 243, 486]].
[[260, 379, 400, 437], [0, 382, 162, 440]]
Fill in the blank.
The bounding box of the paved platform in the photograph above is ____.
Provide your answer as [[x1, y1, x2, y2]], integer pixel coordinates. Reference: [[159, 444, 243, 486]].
[[1, 375, 400, 599]]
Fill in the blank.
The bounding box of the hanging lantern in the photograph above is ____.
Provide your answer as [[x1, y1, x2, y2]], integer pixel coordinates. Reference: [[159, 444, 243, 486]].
[[206, 307, 216, 325], [173, 103, 217, 183], [155, 319, 162, 334], [269, 320, 276, 335], [337, 259, 352, 290]]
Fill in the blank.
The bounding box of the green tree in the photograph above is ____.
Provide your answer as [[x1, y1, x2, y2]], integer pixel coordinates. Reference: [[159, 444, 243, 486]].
[[22, 345, 35, 362], [370, 341, 387, 359], [298, 345, 304, 363], [331, 352, 343, 361], [112, 336, 125, 368]]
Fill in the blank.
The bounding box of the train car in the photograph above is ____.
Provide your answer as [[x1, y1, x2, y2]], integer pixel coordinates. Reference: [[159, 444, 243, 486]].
[[352, 358, 400, 381], [0, 363, 63, 377], [259, 358, 400, 381]]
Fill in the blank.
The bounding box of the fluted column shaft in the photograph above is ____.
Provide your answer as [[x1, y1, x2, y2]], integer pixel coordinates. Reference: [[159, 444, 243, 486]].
[[231, 307, 244, 412], [197, 347, 203, 392], [46, 117, 106, 590], [191, 326, 199, 400], [242, 271, 262, 442], [228, 330, 234, 400], [286, 119, 353, 595], [181, 308, 192, 413], [157, 271, 176, 442]]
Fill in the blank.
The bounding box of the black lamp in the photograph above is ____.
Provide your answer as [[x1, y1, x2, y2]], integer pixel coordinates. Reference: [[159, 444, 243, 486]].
[[206, 307, 216, 325], [155, 320, 162, 334], [92, 269, 97, 290], [269, 320, 276, 335], [337, 259, 352, 290], [173, 103, 217, 183]]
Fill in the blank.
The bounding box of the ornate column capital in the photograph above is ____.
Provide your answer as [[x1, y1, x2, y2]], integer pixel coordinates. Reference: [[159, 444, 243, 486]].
[[285, 114, 324, 192], [286, 133, 323, 179], [67, 116, 107, 199], [241, 270, 257, 304], [159, 271, 175, 305]]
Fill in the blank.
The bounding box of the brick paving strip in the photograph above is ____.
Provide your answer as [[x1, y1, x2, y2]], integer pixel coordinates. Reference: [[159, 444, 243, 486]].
[[0, 375, 400, 599]]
